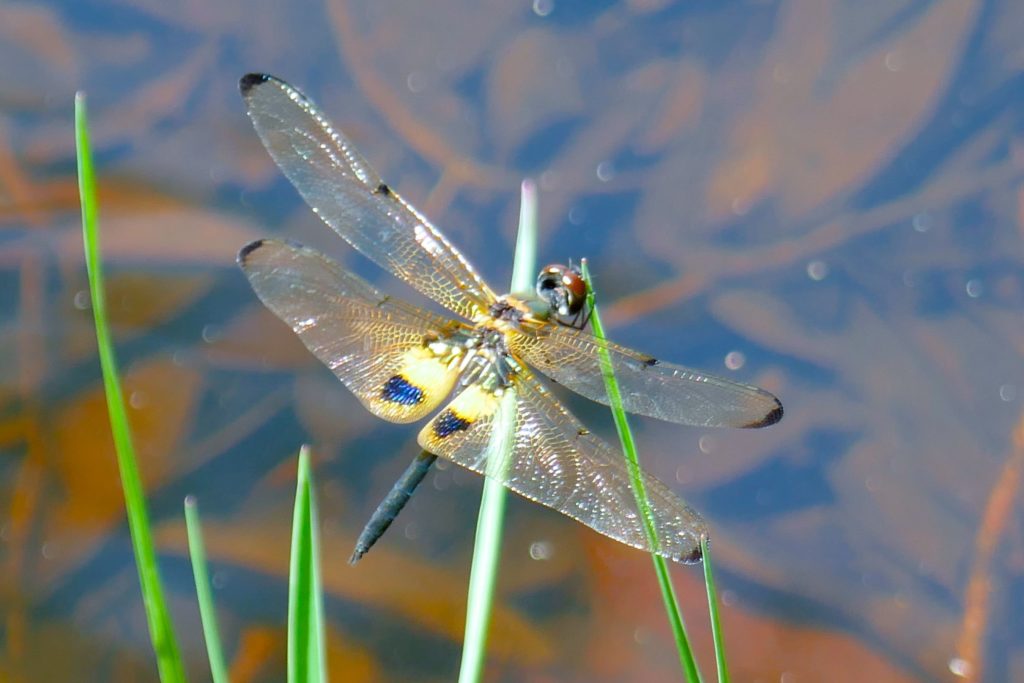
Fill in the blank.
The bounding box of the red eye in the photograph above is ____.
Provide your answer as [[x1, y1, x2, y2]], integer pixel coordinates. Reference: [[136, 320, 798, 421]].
[[536, 263, 586, 319], [562, 269, 586, 301]]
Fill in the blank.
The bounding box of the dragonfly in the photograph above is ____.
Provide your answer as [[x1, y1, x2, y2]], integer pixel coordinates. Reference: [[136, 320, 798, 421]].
[[237, 73, 783, 564]]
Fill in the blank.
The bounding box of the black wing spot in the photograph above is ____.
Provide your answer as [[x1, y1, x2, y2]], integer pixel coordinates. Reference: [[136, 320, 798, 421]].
[[433, 409, 472, 438], [381, 376, 425, 406], [374, 183, 392, 196], [642, 357, 658, 367]]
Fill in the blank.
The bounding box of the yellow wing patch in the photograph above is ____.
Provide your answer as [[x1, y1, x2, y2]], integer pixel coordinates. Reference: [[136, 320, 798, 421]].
[[418, 383, 502, 451], [367, 346, 459, 423]]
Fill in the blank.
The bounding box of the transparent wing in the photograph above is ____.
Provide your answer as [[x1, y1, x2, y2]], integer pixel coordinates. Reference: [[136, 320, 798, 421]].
[[238, 239, 462, 423], [417, 368, 707, 563], [239, 73, 498, 321], [510, 326, 783, 428]]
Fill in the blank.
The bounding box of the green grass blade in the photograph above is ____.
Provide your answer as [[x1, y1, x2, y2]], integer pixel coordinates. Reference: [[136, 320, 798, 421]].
[[458, 179, 538, 683], [509, 179, 539, 295], [75, 92, 187, 683], [580, 259, 702, 683], [457, 391, 516, 682], [701, 536, 729, 683], [287, 445, 326, 683], [184, 497, 229, 683]]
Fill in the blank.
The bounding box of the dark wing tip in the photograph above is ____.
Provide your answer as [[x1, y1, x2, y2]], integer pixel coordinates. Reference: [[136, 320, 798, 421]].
[[238, 238, 312, 268], [237, 239, 267, 266], [744, 397, 784, 429], [239, 73, 273, 96], [676, 538, 705, 564]]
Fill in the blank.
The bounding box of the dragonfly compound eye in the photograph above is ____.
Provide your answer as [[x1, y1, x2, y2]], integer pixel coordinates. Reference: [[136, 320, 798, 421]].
[[536, 264, 586, 317]]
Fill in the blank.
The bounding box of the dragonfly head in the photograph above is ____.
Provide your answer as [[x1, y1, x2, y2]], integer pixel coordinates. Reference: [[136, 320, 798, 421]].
[[536, 264, 587, 319]]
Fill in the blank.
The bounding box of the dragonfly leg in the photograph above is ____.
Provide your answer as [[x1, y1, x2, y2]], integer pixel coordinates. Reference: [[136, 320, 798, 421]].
[[349, 450, 438, 564]]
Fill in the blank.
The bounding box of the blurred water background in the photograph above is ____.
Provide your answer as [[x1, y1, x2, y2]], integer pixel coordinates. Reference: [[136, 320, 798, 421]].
[[1, 1, 1023, 681]]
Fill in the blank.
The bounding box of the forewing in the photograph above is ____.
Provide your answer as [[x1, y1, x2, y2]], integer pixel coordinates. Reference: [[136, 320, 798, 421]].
[[239, 73, 498, 320], [417, 369, 707, 563], [238, 239, 461, 423], [511, 327, 783, 428]]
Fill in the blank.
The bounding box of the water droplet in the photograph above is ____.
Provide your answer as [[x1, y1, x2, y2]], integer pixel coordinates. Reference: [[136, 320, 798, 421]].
[[965, 279, 983, 298], [698, 435, 715, 454], [73, 290, 90, 310], [948, 657, 971, 678], [806, 260, 828, 281], [406, 71, 427, 93], [129, 391, 147, 410], [529, 541, 553, 560], [532, 0, 553, 16], [725, 351, 746, 370], [999, 384, 1016, 402], [596, 161, 615, 182], [912, 213, 930, 232], [568, 206, 585, 226], [431, 471, 450, 491], [201, 324, 221, 343], [884, 51, 903, 71]]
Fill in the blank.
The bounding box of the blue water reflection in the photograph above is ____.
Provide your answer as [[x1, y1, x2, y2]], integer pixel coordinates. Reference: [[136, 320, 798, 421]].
[[3, 0, 1023, 680]]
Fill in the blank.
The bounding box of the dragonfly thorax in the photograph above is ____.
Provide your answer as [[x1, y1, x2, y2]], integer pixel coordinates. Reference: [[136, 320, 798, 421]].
[[485, 294, 553, 335], [487, 297, 527, 325], [426, 325, 520, 393]]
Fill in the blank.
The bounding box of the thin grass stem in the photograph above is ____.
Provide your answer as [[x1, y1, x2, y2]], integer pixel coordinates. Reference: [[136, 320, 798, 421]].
[[75, 92, 186, 682], [702, 536, 729, 683], [457, 179, 538, 683], [580, 259, 702, 683], [184, 497, 229, 683]]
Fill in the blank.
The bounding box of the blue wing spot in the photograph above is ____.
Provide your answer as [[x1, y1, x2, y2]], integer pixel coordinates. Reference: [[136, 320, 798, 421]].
[[381, 375, 424, 405], [433, 409, 472, 438]]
